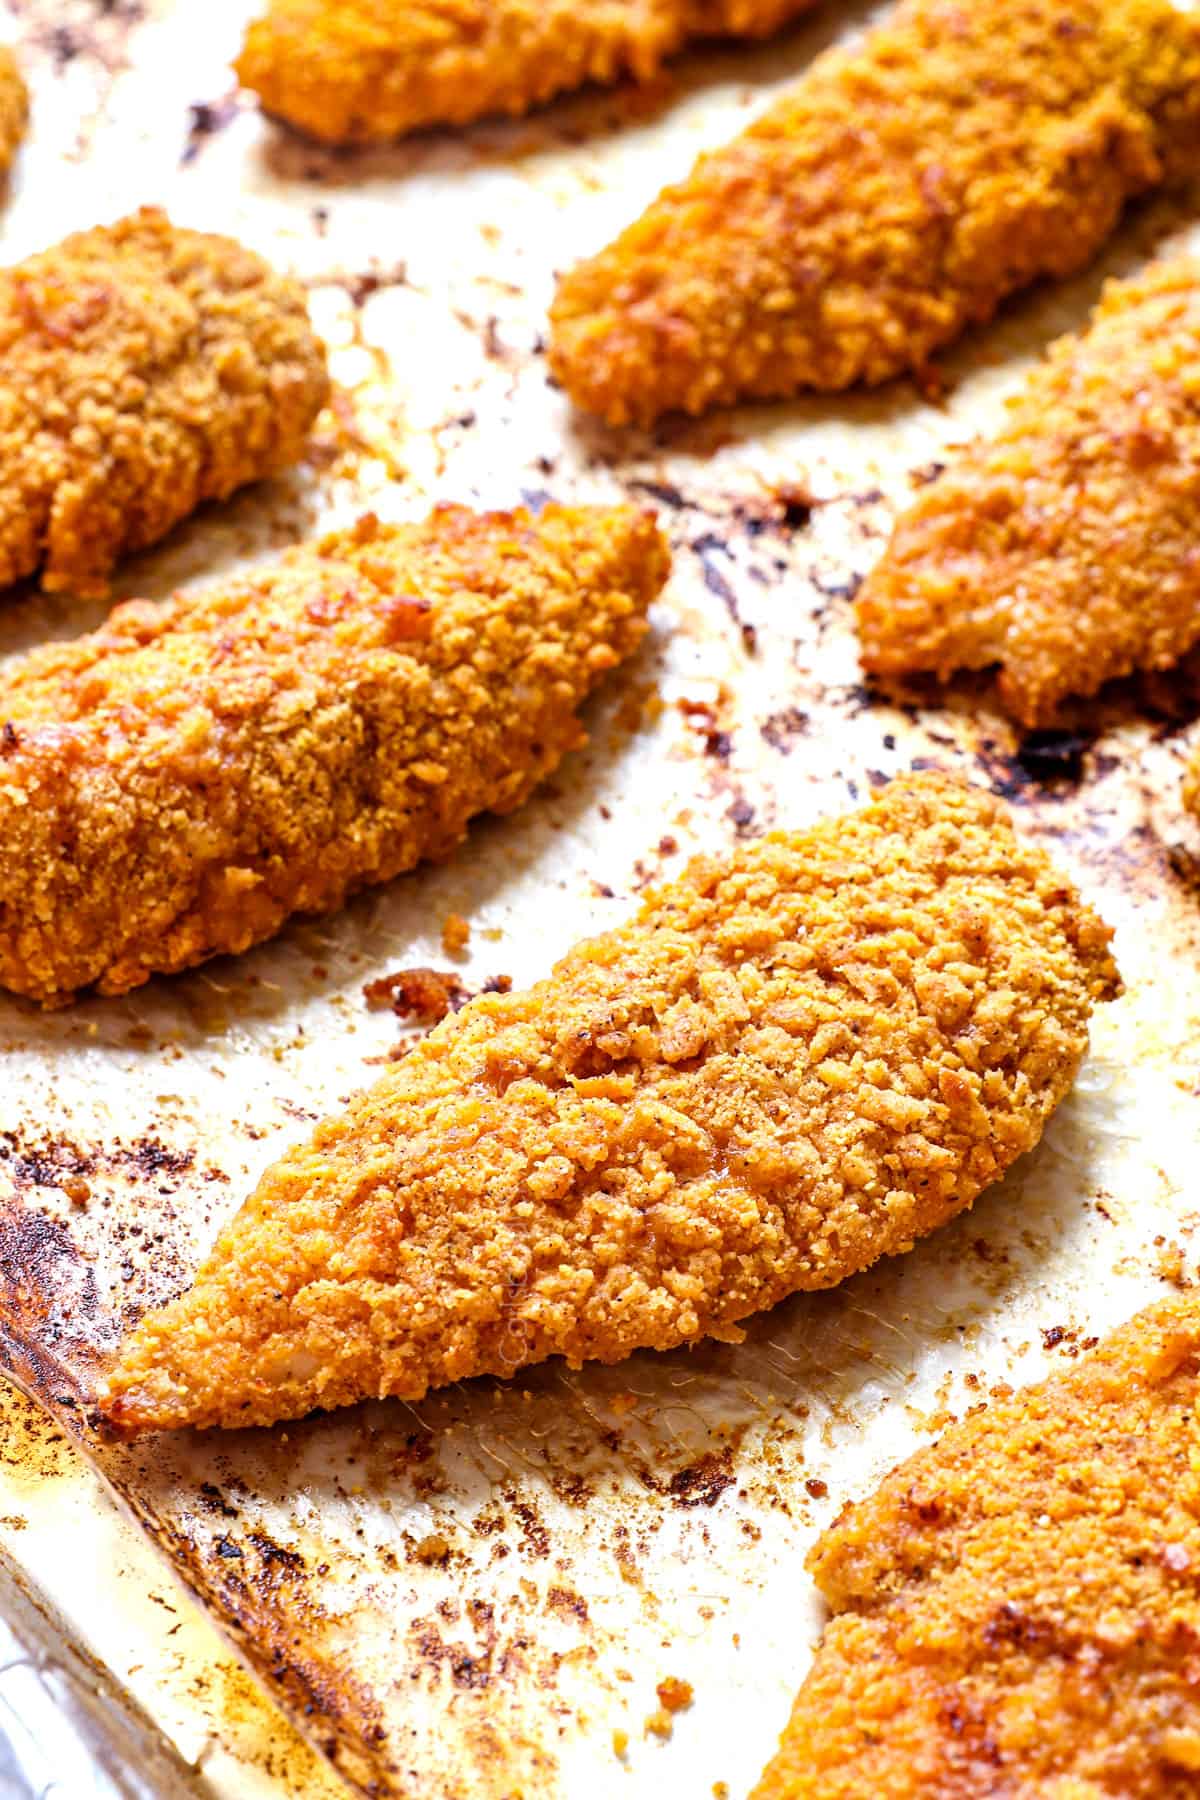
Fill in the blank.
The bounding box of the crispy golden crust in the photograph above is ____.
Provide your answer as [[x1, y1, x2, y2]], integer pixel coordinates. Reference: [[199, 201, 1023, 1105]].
[[753, 1295, 1200, 1800], [99, 772, 1119, 1436], [0, 48, 28, 176], [1183, 752, 1200, 822], [858, 258, 1200, 727], [0, 503, 666, 1006], [236, 0, 819, 146], [548, 0, 1200, 426], [0, 207, 328, 598]]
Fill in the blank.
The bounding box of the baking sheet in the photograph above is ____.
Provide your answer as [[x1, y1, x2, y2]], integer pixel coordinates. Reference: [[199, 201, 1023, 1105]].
[[4, 2, 1200, 1795]]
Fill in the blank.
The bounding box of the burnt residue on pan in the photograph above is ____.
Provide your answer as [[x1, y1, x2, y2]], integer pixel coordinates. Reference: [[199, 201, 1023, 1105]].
[[2, 18, 1200, 1797]]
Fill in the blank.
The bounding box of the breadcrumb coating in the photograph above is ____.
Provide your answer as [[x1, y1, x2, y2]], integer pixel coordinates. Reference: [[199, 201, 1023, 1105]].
[[0, 207, 328, 597], [1182, 749, 1200, 824], [858, 258, 1200, 727], [754, 1294, 1200, 1800], [99, 772, 1119, 1436], [0, 503, 666, 1006], [0, 48, 28, 177], [236, 0, 820, 147], [549, 0, 1200, 426]]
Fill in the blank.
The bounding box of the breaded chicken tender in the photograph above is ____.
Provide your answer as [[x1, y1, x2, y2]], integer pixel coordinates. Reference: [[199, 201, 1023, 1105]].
[[859, 258, 1200, 726], [0, 48, 28, 177], [236, 0, 821, 147], [549, 0, 1200, 426], [99, 773, 1120, 1436], [753, 1294, 1200, 1800], [0, 207, 328, 597], [0, 503, 666, 1006]]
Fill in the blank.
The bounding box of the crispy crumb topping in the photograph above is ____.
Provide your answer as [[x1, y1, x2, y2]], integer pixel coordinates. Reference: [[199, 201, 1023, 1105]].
[[755, 1295, 1200, 1799], [100, 772, 1119, 1435], [0, 502, 667, 1004], [550, 0, 1200, 424]]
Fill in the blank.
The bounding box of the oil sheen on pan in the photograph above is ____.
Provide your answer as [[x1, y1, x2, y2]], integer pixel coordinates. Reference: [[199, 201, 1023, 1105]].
[[3, 5, 1200, 1800]]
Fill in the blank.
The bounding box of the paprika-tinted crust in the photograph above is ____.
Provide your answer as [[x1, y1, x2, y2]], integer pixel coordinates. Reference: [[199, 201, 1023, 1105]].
[[0, 503, 667, 1005], [99, 772, 1119, 1435], [549, 0, 1200, 425], [754, 1295, 1200, 1799], [0, 48, 28, 178], [236, 0, 820, 147], [858, 258, 1200, 726], [0, 207, 329, 597]]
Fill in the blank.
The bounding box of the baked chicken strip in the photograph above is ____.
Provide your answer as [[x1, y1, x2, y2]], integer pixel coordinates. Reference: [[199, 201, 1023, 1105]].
[[0, 503, 666, 1006], [0, 48, 27, 177], [99, 772, 1119, 1436], [858, 258, 1200, 726], [753, 1293, 1200, 1800], [236, 0, 822, 147], [549, 0, 1200, 426], [0, 207, 329, 597]]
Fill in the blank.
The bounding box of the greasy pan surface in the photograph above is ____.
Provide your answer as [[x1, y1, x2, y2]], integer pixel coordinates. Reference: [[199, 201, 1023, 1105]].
[[3, 4, 1200, 1796]]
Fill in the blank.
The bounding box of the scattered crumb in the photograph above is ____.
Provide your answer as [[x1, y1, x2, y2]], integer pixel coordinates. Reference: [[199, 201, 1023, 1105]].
[[62, 1176, 91, 1207], [441, 912, 471, 957], [1156, 1239, 1189, 1287], [656, 1676, 693, 1713], [412, 1533, 450, 1564], [362, 967, 468, 1023], [612, 1728, 629, 1758], [645, 1708, 674, 1740]]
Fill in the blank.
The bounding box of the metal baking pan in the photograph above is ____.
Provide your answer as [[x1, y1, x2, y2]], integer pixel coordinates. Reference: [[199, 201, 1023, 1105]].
[[2, 2, 1200, 1794]]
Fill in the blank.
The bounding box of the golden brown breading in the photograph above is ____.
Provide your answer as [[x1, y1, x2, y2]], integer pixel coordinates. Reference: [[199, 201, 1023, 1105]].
[[858, 258, 1200, 727], [0, 207, 328, 597], [753, 1294, 1200, 1800], [236, 0, 820, 147], [0, 48, 28, 177], [548, 0, 1200, 426], [1182, 750, 1200, 823], [99, 772, 1119, 1436], [0, 503, 666, 1006]]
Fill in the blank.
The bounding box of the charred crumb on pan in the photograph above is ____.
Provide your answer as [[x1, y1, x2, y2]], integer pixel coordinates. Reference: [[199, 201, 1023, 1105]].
[[760, 707, 810, 754], [198, 1481, 240, 1520], [510, 1499, 551, 1559], [727, 793, 759, 837], [676, 695, 734, 762], [547, 1469, 594, 1507], [0, 1129, 200, 1196], [183, 91, 241, 164], [1012, 732, 1091, 790], [626, 477, 688, 512], [911, 459, 948, 488], [313, 262, 410, 309], [636, 1448, 737, 1510], [966, 732, 1094, 805], [21, 2, 146, 73], [690, 532, 757, 652], [546, 1583, 589, 1626], [810, 568, 863, 604], [408, 1601, 535, 1694]]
